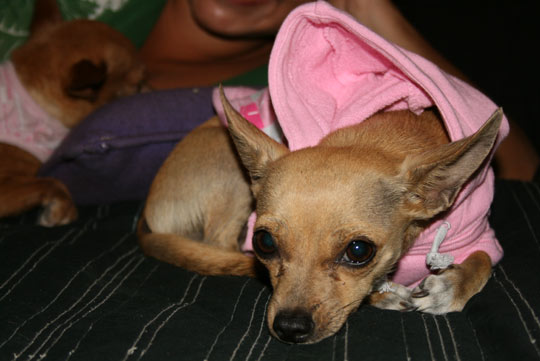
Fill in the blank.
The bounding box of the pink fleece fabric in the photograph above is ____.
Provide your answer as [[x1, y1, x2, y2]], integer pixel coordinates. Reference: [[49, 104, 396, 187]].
[[213, 87, 283, 143], [215, 2, 509, 288], [0, 61, 69, 162]]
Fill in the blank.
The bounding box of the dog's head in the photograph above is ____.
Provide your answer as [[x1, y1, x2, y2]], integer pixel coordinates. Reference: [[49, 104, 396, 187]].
[[221, 88, 502, 343], [10, 0, 145, 128]]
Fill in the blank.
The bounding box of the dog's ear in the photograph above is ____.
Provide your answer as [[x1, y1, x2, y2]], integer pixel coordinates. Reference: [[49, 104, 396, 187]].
[[65, 60, 108, 102], [30, 0, 64, 35], [400, 108, 503, 219], [219, 86, 289, 188]]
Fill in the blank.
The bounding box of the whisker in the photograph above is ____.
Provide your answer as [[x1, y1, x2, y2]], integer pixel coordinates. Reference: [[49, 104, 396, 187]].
[[328, 297, 363, 318]]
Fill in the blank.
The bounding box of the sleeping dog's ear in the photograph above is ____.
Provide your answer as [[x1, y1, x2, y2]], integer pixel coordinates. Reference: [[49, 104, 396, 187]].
[[65, 60, 107, 102], [219, 85, 289, 194], [30, 0, 63, 35], [400, 108, 503, 219]]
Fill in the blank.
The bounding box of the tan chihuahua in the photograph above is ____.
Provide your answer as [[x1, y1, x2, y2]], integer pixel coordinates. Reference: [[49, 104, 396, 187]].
[[0, 0, 145, 226], [138, 86, 502, 344]]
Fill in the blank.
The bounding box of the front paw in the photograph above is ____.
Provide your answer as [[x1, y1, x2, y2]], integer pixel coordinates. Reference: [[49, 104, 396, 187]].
[[411, 270, 459, 314], [368, 282, 415, 311], [38, 190, 78, 227]]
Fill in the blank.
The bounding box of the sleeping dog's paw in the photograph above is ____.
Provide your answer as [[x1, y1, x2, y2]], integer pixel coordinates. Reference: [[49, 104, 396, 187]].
[[411, 267, 461, 314], [411, 251, 493, 315], [39, 197, 77, 227], [368, 282, 415, 311], [38, 181, 78, 227]]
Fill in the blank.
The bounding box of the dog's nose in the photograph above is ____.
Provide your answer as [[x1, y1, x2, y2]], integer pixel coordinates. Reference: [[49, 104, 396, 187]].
[[273, 309, 314, 343]]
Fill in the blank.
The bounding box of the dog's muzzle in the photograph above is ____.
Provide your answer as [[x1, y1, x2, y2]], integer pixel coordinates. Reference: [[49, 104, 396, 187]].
[[273, 308, 314, 343]]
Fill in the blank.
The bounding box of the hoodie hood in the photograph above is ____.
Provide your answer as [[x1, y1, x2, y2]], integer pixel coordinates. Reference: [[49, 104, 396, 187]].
[[268, 1, 508, 151]]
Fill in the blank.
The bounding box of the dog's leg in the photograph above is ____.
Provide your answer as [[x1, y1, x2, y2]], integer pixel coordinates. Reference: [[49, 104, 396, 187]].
[[390, 110, 502, 314], [0, 144, 77, 226], [368, 251, 492, 314], [139, 117, 257, 276], [410, 251, 492, 314]]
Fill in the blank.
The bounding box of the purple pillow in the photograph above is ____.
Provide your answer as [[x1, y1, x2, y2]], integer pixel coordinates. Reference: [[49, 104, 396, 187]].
[[39, 87, 215, 205]]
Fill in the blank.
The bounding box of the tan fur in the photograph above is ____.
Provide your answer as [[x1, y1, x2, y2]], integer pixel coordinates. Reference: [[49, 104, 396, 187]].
[[0, 0, 145, 226], [139, 117, 257, 276], [139, 87, 502, 343]]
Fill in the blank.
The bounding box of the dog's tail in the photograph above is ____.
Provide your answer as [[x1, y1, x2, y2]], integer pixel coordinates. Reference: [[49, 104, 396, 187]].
[[137, 217, 257, 277]]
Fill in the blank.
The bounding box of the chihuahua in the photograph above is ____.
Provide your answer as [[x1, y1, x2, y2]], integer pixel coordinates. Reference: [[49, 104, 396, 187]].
[[0, 0, 145, 226], [138, 87, 502, 343], [138, 2, 506, 344]]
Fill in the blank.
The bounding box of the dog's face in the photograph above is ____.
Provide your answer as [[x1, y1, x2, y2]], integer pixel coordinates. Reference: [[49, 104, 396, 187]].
[[220, 88, 502, 343], [251, 147, 414, 343], [10, 12, 145, 128]]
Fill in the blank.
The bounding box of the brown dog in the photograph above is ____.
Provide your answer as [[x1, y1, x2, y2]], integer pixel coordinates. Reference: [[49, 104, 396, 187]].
[[138, 87, 502, 344], [0, 0, 145, 226]]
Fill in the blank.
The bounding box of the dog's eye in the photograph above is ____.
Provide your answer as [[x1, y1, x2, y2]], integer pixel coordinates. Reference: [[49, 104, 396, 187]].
[[253, 230, 277, 258], [342, 240, 375, 266]]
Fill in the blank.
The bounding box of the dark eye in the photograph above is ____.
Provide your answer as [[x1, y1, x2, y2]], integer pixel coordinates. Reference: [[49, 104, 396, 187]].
[[253, 230, 277, 258], [341, 240, 375, 266]]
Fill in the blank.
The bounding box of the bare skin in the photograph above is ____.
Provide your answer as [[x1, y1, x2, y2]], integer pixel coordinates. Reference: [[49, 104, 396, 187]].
[[140, 0, 307, 88]]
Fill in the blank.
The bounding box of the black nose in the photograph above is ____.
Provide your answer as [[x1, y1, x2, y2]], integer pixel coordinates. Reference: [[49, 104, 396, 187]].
[[273, 309, 314, 343]]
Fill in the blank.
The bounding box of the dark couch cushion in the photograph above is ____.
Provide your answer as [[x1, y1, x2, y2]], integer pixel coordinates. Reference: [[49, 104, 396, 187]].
[[1, 180, 539, 360]]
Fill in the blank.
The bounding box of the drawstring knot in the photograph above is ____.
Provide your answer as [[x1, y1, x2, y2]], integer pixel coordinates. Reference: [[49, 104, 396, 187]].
[[426, 221, 454, 270], [377, 221, 454, 293]]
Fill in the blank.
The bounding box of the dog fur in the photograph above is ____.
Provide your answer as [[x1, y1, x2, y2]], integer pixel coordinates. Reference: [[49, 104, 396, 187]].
[[138, 87, 502, 344], [0, 0, 145, 226]]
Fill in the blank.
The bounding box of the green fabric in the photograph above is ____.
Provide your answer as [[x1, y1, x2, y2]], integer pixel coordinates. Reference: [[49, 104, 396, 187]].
[[0, 0, 167, 61], [0, 0, 33, 61]]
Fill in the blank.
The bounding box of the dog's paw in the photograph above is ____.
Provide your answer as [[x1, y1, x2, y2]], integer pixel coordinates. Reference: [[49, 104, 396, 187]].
[[38, 196, 78, 227], [368, 282, 415, 311], [411, 270, 461, 314]]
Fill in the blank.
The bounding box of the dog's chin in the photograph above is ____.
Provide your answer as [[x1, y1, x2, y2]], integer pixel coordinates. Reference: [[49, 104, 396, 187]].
[[269, 322, 346, 345], [264, 276, 376, 344]]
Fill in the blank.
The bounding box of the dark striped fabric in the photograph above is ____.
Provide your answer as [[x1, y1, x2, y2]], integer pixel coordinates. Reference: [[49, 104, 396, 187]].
[[1, 179, 539, 361]]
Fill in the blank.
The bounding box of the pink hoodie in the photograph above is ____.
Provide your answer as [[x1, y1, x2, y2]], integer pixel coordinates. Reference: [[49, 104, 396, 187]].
[[0, 61, 68, 162], [214, 2, 508, 288]]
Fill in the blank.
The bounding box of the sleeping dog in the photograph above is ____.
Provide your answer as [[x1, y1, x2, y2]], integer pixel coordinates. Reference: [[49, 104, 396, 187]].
[[137, 3, 507, 344], [0, 0, 145, 226]]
